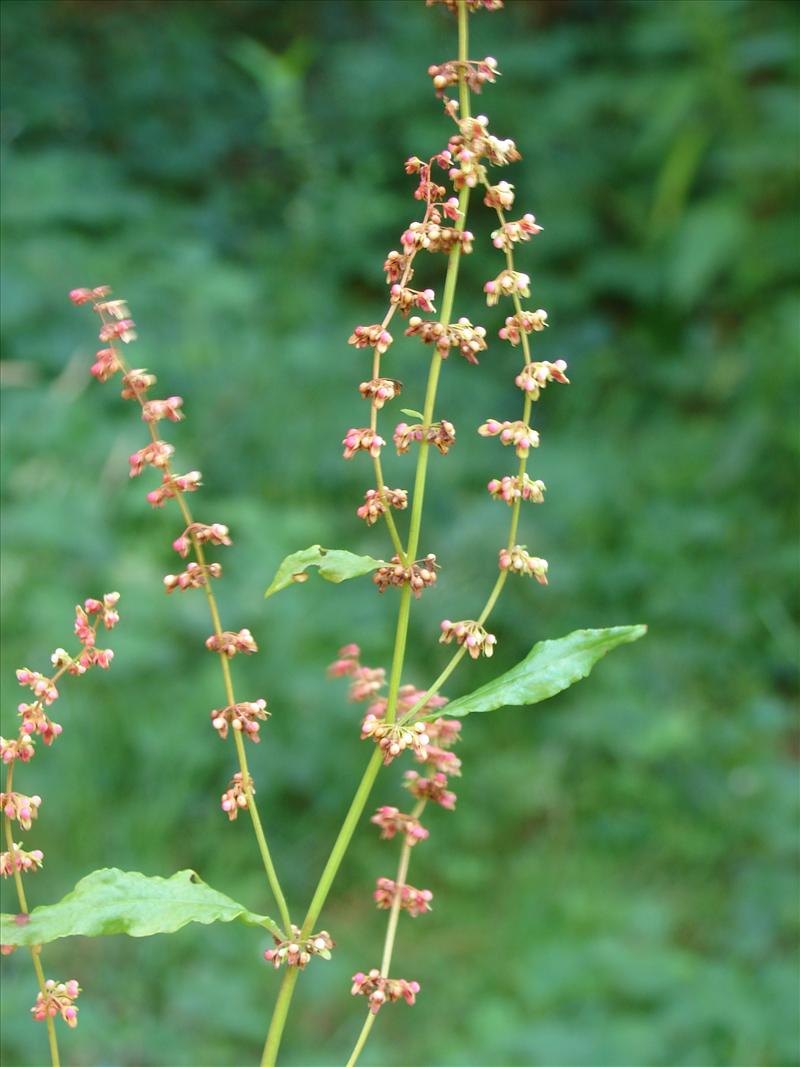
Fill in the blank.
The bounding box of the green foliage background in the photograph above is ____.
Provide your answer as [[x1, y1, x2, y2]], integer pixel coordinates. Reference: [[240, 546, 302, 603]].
[[1, 1, 797, 1064]]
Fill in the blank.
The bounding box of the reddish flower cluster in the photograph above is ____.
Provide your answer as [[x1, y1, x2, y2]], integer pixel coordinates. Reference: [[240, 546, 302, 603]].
[[163, 561, 221, 593], [515, 359, 569, 398], [404, 770, 457, 810], [264, 928, 334, 971], [428, 56, 498, 97], [478, 418, 539, 458], [361, 718, 430, 766], [210, 700, 270, 742], [205, 629, 257, 657], [487, 473, 545, 505], [439, 618, 497, 658], [498, 546, 549, 583], [220, 772, 253, 821], [405, 315, 487, 363], [357, 487, 408, 526], [371, 807, 430, 845], [342, 427, 385, 459], [393, 419, 456, 455], [351, 970, 421, 1015], [374, 878, 433, 917], [373, 554, 438, 598], [31, 980, 81, 1030]]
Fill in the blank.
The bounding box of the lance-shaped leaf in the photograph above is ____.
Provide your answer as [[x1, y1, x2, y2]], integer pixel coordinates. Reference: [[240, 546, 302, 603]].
[[0, 868, 282, 947], [422, 625, 646, 719], [264, 544, 385, 598]]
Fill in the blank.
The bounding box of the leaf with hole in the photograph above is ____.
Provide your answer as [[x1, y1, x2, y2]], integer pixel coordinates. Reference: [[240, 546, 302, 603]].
[[0, 868, 282, 946]]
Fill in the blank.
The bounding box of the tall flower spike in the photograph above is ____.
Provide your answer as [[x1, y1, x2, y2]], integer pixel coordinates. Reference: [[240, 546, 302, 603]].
[[71, 286, 293, 940]]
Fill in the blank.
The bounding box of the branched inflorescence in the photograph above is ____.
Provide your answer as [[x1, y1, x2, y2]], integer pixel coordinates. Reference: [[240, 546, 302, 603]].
[[69, 286, 293, 940], [1, 593, 121, 1059], [328, 1, 570, 1063]]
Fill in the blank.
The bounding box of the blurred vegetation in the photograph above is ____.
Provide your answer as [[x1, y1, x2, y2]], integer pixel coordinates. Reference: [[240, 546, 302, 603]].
[[1, 0, 798, 1065]]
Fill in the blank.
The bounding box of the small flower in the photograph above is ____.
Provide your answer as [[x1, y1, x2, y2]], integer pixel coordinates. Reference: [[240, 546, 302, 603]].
[[264, 927, 334, 970], [129, 440, 174, 477], [405, 316, 487, 364], [90, 347, 121, 382], [146, 471, 202, 507], [439, 619, 497, 659], [172, 522, 232, 557], [389, 285, 436, 316], [220, 771, 253, 821], [404, 770, 457, 810], [484, 269, 530, 306], [514, 359, 569, 398], [348, 665, 386, 703], [425, 717, 462, 748], [383, 250, 411, 285], [350, 969, 420, 1014], [422, 745, 462, 776], [1, 845, 44, 878], [98, 318, 137, 344], [120, 368, 157, 400], [0, 735, 37, 763], [498, 546, 549, 583], [16, 670, 58, 706], [393, 420, 456, 456], [82, 592, 121, 630], [210, 699, 269, 742], [428, 56, 498, 97], [348, 325, 393, 354], [487, 473, 545, 505], [31, 980, 81, 1029], [483, 180, 515, 210], [141, 396, 184, 423], [327, 644, 361, 678], [0, 792, 42, 831], [373, 554, 438, 598], [342, 428, 385, 460], [371, 806, 429, 845], [357, 487, 408, 526], [401, 213, 474, 256], [69, 286, 110, 305], [205, 629, 258, 657], [374, 878, 433, 917], [359, 378, 402, 409], [491, 213, 542, 251], [361, 718, 430, 765], [478, 418, 539, 458], [163, 561, 222, 592], [499, 309, 548, 345]]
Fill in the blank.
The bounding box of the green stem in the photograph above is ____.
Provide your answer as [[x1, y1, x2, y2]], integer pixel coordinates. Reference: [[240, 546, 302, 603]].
[[345, 1014, 376, 1067], [233, 730, 292, 936], [260, 967, 299, 1067]]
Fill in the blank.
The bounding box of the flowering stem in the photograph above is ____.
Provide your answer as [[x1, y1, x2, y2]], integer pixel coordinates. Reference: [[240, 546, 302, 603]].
[[263, 4, 475, 1061], [2, 767, 60, 1067], [345, 799, 427, 1067], [99, 323, 292, 936]]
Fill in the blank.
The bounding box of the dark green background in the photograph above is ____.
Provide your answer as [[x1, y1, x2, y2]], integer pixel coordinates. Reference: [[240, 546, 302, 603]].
[[1, 1, 797, 1065]]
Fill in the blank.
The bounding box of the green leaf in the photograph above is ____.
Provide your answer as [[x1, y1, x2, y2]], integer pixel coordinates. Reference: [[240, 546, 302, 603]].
[[264, 544, 385, 598], [400, 408, 424, 421], [424, 626, 647, 719], [0, 868, 281, 947]]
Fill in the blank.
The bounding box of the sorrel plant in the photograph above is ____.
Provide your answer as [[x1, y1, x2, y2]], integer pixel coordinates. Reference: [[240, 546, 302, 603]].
[[0, 1, 645, 1064]]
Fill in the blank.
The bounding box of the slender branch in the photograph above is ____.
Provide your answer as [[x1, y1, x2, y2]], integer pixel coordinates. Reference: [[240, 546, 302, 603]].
[[345, 799, 427, 1067], [98, 315, 292, 936]]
